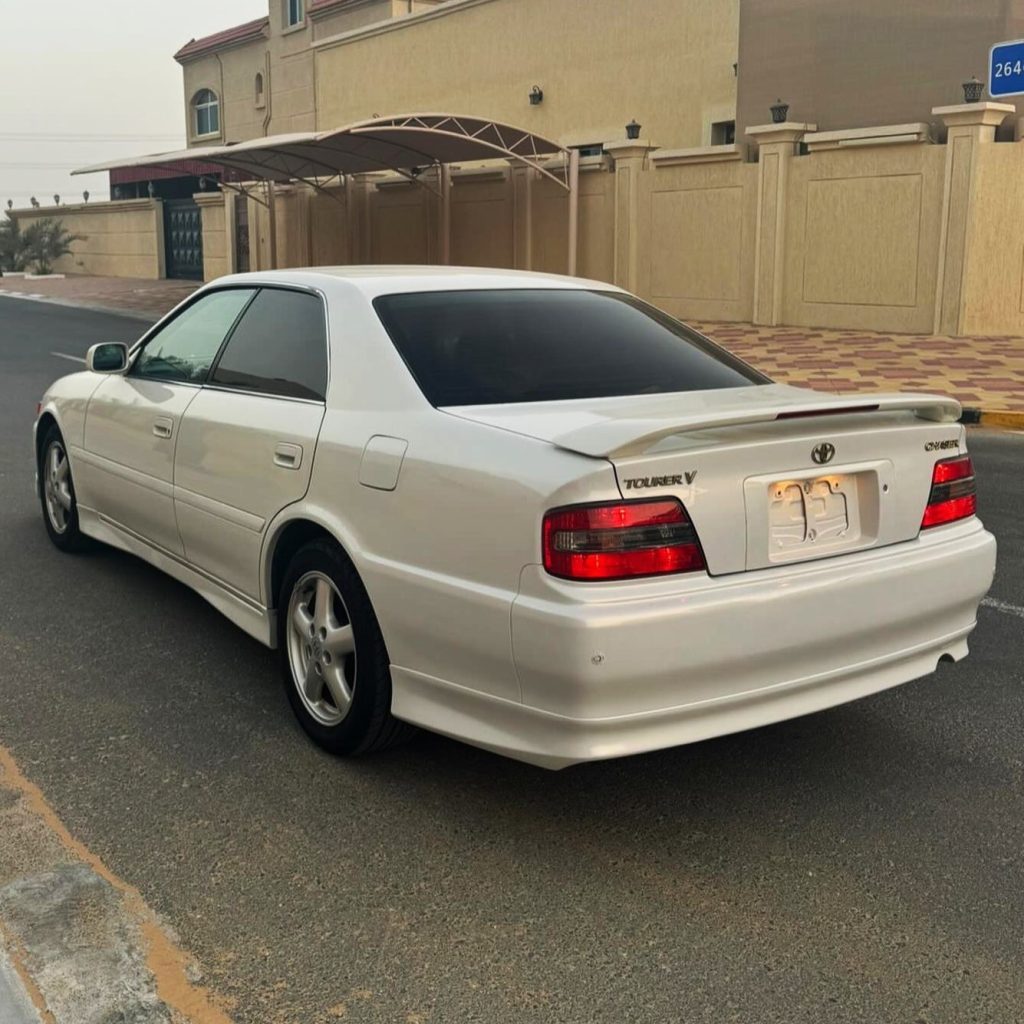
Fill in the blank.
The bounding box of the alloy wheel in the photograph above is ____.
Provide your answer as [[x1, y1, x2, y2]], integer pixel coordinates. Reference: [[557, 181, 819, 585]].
[[43, 441, 73, 535], [286, 571, 357, 726]]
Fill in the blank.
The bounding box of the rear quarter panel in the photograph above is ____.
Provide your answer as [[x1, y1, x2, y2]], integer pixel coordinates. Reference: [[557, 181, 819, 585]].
[[297, 408, 620, 703]]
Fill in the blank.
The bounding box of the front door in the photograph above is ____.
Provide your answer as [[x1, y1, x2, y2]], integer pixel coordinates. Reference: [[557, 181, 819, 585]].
[[164, 198, 204, 280], [173, 287, 329, 600], [79, 288, 257, 554]]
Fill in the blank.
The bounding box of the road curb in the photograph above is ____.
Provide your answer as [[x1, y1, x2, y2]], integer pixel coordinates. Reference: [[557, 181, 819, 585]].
[[961, 408, 1024, 430]]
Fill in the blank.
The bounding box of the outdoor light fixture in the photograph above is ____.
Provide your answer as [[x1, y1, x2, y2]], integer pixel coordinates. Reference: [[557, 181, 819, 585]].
[[53, 194, 60, 206], [30, 197, 39, 208], [5, 200, 11, 210], [770, 99, 790, 123], [963, 76, 984, 103], [626, 119, 642, 140], [82, 191, 90, 203], [529, 85, 544, 105]]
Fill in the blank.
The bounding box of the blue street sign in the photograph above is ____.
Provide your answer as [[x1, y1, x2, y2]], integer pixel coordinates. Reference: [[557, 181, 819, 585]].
[[990, 39, 1024, 98]]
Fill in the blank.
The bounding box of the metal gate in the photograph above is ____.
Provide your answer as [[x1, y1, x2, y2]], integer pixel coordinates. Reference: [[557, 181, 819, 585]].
[[163, 199, 203, 280]]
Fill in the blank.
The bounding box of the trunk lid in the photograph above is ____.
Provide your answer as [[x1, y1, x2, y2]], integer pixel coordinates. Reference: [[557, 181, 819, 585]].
[[444, 384, 965, 574]]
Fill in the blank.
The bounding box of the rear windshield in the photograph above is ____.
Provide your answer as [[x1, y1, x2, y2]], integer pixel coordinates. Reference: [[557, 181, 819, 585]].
[[373, 289, 767, 406]]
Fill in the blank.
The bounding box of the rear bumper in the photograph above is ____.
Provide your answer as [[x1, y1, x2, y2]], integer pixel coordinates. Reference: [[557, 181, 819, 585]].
[[392, 520, 996, 769]]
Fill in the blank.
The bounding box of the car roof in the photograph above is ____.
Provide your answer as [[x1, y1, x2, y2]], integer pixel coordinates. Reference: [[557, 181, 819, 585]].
[[208, 265, 623, 299]]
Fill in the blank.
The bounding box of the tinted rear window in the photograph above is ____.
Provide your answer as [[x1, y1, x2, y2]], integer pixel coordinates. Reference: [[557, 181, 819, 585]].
[[373, 289, 766, 406]]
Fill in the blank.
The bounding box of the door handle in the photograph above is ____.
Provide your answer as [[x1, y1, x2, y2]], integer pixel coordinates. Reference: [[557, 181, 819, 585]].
[[153, 417, 173, 439], [274, 443, 303, 470]]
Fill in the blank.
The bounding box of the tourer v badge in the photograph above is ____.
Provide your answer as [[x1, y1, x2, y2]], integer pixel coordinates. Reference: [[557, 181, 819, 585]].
[[623, 472, 697, 490]]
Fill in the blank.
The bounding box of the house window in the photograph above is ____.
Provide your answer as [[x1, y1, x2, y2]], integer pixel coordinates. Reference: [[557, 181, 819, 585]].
[[285, 0, 304, 26], [711, 120, 736, 146], [255, 72, 265, 108], [193, 89, 220, 137]]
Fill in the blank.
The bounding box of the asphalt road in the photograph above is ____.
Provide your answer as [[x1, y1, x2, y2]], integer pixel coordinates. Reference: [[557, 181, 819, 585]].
[[1, 295, 1022, 1024]]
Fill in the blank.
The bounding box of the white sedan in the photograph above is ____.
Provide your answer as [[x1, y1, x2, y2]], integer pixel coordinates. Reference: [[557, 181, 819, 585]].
[[35, 268, 997, 768]]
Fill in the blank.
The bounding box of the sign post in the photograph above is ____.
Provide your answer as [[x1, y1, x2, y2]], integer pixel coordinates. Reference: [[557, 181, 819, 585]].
[[989, 39, 1024, 98]]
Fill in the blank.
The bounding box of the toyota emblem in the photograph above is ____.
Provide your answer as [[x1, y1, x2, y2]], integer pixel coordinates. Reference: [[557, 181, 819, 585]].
[[811, 443, 836, 465]]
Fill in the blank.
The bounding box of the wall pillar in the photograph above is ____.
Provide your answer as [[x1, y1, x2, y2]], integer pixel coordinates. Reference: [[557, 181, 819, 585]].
[[224, 192, 237, 276], [152, 199, 166, 280], [606, 139, 657, 292], [932, 102, 1015, 336], [747, 121, 815, 326], [194, 190, 229, 282], [511, 165, 534, 270]]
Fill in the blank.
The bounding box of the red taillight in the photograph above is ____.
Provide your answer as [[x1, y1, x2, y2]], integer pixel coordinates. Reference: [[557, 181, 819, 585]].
[[921, 455, 977, 529], [542, 499, 706, 581]]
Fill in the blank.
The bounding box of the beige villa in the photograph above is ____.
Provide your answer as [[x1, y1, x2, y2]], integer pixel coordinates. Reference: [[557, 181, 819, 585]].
[[11, 0, 1024, 336]]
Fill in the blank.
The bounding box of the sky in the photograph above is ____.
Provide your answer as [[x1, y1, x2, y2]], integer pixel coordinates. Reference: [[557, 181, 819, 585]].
[[0, 0, 260, 208]]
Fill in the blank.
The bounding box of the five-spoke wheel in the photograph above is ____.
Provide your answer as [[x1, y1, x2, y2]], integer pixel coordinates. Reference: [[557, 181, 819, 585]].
[[39, 425, 87, 552], [43, 439, 73, 535], [278, 539, 415, 755], [287, 571, 357, 726]]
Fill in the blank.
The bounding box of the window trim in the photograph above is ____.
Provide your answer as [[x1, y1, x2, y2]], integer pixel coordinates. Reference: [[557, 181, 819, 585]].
[[191, 88, 222, 140], [128, 285, 258, 385], [206, 284, 331, 404]]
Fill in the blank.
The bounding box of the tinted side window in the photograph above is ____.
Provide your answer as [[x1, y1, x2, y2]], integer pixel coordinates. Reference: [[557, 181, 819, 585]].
[[373, 289, 766, 407], [211, 289, 328, 401], [133, 289, 256, 383]]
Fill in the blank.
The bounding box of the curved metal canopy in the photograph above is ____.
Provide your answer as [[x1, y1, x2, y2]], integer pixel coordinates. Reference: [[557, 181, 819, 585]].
[[72, 113, 581, 274], [73, 113, 572, 188]]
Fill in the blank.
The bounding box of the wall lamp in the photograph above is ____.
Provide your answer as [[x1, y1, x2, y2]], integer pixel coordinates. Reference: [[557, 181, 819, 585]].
[[529, 85, 544, 106], [625, 119, 642, 140]]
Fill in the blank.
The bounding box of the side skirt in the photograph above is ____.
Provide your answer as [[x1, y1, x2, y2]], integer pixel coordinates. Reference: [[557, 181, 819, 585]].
[[77, 505, 277, 648]]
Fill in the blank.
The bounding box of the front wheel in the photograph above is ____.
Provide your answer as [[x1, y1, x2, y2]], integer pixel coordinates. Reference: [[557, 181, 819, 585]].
[[277, 539, 415, 756], [39, 426, 89, 553]]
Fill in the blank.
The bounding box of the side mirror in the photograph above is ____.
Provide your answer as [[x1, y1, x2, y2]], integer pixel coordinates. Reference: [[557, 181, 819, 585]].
[[86, 342, 128, 374]]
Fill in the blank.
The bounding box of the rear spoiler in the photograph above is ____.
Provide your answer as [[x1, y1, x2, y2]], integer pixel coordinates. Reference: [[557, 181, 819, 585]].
[[555, 393, 962, 459]]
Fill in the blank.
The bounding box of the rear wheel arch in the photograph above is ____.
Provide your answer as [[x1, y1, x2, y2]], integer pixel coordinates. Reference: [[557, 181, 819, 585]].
[[266, 517, 368, 613], [268, 519, 334, 610]]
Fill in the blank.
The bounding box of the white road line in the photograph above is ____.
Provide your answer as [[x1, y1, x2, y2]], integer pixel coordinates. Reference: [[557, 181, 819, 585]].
[[981, 597, 1024, 619], [50, 352, 86, 364]]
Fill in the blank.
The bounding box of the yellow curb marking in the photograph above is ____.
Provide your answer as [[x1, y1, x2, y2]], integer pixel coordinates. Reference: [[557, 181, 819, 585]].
[[0, 746, 235, 1024], [978, 410, 1024, 430]]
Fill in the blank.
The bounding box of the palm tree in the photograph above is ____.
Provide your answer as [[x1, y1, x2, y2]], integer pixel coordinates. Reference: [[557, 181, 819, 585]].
[[0, 213, 23, 273], [20, 218, 84, 275]]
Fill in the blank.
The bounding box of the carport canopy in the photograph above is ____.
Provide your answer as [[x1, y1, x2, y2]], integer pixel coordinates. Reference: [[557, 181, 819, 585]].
[[73, 113, 580, 272]]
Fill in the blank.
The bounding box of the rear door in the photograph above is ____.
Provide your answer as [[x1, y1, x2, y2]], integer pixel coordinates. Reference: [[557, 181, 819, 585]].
[[173, 287, 329, 600], [80, 288, 256, 554]]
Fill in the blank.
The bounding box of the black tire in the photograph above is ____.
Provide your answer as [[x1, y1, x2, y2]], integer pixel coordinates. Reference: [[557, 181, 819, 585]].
[[38, 425, 89, 553], [277, 538, 415, 756]]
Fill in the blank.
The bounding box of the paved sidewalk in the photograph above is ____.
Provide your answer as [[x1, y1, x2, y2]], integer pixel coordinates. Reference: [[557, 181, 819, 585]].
[[695, 321, 1024, 416], [2, 273, 1022, 417], [0, 273, 196, 321]]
